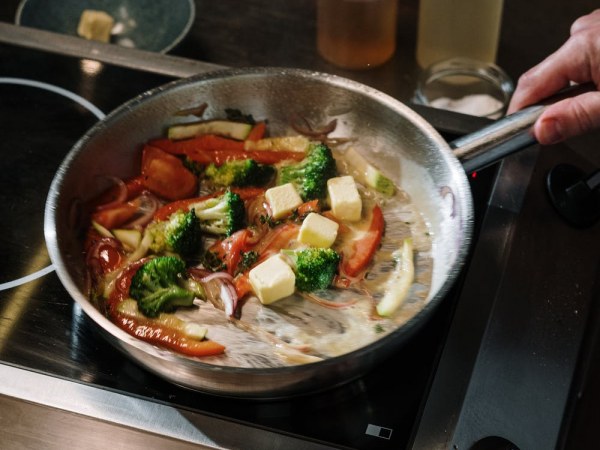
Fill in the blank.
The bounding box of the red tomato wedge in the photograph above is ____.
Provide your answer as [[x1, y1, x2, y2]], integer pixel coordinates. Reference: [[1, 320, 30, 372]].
[[251, 223, 301, 262], [92, 202, 139, 229], [340, 205, 384, 278], [153, 193, 216, 221], [208, 229, 253, 275], [141, 145, 198, 201]]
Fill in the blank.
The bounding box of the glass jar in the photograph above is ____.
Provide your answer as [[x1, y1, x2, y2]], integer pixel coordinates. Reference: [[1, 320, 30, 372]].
[[413, 57, 514, 119]]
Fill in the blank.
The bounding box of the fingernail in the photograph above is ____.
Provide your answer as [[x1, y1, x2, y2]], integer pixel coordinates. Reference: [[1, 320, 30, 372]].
[[539, 118, 564, 145]]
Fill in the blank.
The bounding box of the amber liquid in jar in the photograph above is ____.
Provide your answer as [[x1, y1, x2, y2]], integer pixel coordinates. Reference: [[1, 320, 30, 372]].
[[317, 0, 398, 70]]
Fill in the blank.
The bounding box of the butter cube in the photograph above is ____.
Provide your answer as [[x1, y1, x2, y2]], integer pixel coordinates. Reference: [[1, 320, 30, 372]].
[[327, 176, 362, 222], [298, 213, 339, 248], [249, 254, 296, 304], [265, 183, 303, 219], [77, 10, 115, 43]]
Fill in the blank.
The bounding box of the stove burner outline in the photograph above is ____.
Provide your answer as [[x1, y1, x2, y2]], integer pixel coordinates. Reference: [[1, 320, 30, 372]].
[[0, 77, 105, 291]]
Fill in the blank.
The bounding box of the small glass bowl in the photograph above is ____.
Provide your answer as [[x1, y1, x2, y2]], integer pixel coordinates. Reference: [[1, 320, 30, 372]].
[[413, 57, 514, 119]]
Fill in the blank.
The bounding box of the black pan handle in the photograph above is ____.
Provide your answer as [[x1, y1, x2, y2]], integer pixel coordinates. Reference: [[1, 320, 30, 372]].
[[450, 83, 595, 173]]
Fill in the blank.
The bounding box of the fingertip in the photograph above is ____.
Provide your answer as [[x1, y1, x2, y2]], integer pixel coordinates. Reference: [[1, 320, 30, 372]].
[[535, 117, 565, 145]]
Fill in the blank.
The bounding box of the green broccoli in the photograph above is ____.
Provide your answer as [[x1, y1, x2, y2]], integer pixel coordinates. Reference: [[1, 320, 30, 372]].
[[146, 208, 202, 257], [190, 190, 245, 236], [278, 142, 337, 201], [129, 256, 195, 318], [281, 247, 341, 291], [204, 159, 275, 187]]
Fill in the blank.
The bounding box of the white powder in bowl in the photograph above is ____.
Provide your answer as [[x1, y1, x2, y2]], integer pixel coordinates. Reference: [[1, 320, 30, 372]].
[[430, 94, 504, 118]]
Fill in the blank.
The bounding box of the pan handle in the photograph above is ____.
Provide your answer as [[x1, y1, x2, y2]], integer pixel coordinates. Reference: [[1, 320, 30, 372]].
[[450, 83, 595, 173]]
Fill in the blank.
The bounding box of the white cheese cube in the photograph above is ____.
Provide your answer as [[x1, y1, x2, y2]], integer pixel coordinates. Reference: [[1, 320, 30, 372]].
[[327, 176, 362, 222], [249, 254, 296, 305], [298, 213, 339, 248], [265, 183, 303, 219]]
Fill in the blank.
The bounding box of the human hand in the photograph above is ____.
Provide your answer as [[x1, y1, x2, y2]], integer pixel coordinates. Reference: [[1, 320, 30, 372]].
[[507, 9, 600, 145]]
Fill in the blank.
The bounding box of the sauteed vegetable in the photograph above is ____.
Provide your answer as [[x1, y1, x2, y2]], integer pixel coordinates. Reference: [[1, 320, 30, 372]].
[[84, 109, 432, 365]]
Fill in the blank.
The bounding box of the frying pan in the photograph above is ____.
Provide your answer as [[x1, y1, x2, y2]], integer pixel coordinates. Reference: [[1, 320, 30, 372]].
[[44, 67, 559, 398]]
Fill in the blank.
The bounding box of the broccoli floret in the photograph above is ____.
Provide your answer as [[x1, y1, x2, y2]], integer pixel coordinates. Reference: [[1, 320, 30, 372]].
[[129, 256, 195, 318], [191, 190, 245, 236], [281, 247, 340, 291], [204, 159, 275, 187], [147, 209, 202, 257], [278, 142, 337, 201]]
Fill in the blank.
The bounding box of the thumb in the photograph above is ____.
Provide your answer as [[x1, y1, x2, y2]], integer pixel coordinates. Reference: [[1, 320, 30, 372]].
[[534, 91, 600, 145]]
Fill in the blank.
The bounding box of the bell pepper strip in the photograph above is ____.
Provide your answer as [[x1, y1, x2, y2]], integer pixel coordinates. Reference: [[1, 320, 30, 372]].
[[233, 274, 253, 299], [251, 222, 301, 262], [230, 223, 301, 300], [107, 258, 148, 310], [153, 193, 217, 221], [149, 135, 304, 165], [113, 313, 225, 357], [107, 262, 225, 357], [296, 199, 321, 217], [150, 134, 245, 155], [246, 121, 267, 141], [141, 145, 198, 201], [85, 233, 125, 280], [340, 205, 384, 278], [153, 187, 265, 222], [92, 202, 139, 229], [207, 228, 253, 275], [123, 176, 147, 200], [92, 175, 147, 208]]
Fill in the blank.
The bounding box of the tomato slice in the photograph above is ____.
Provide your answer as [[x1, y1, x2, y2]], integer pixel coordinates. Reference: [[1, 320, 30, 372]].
[[340, 205, 384, 278], [208, 228, 253, 275], [141, 145, 198, 201], [92, 202, 138, 229], [251, 223, 301, 261]]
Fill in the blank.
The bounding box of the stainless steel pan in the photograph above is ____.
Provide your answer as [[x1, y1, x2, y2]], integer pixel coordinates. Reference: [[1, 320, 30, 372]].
[[44, 67, 556, 398]]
